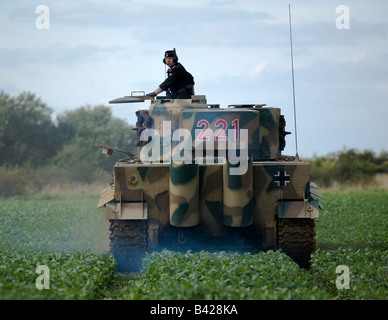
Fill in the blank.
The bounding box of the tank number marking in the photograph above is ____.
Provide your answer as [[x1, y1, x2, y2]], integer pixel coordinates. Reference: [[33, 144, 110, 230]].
[[196, 119, 239, 141], [215, 119, 228, 141], [196, 119, 210, 141]]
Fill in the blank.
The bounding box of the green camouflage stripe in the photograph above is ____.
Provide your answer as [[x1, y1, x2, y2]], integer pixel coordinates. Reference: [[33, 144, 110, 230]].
[[223, 159, 253, 227], [169, 162, 199, 227]]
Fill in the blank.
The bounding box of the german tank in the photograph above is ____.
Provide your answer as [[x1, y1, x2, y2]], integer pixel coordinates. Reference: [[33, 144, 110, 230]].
[[97, 92, 323, 272]]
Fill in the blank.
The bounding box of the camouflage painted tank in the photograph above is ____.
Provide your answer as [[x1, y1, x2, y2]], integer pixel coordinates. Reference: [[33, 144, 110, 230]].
[[97, 93, 323, 271]]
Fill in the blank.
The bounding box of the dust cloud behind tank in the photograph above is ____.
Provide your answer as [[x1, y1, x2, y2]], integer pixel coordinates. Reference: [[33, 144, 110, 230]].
[[97, 92, 323, 272]]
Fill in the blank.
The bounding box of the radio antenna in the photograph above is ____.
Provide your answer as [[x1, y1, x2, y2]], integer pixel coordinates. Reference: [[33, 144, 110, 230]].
[[288, 4, 299, 159]]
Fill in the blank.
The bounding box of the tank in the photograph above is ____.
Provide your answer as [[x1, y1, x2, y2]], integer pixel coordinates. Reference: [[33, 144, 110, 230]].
[[97, 92, 323, 272]]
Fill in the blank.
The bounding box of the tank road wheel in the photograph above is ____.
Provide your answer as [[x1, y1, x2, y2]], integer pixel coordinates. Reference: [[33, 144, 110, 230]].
[[109, 220, 148, 272], [277, 218, 316, 269]]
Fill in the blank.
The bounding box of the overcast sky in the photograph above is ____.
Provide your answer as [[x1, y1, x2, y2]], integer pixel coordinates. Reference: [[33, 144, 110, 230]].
[[1, 0, 387, 158]]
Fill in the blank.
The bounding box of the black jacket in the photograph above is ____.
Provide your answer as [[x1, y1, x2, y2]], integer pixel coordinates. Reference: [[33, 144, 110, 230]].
[[159, 63, 195, 99]]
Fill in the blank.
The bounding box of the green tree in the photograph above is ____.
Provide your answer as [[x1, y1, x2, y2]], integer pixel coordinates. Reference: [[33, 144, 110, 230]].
[[334, 148, 378, 185], [54, 105, 136, 182], [0, 91, 62, 167], [309, 148, 387, 187]]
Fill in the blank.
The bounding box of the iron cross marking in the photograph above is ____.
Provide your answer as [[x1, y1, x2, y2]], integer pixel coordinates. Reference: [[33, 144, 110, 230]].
[[274, 170, 290, 187]]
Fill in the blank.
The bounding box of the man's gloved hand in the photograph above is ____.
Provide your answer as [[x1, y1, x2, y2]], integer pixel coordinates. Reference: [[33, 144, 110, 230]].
[[146, 92, 156, 97]]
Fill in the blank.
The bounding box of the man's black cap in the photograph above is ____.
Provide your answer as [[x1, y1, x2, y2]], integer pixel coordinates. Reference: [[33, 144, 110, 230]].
[[165, 50, 176, 58], [163, 49, 178, 64]]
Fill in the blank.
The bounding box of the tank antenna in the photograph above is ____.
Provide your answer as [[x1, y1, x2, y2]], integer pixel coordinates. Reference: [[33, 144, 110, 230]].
[[288, 4, 299, 159]]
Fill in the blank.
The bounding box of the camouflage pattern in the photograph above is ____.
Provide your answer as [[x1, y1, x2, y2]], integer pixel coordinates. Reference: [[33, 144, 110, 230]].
[[108, 157, 315, 249], [182, 107, 281, 160], [134, 96, 286, 162], [98, 95, 321, 265], [251, 160, 312, 249], [169, 162, 199, 227], [222, 158, 253, 227]]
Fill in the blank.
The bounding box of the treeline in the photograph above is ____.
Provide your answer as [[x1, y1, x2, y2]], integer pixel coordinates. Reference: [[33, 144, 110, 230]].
[[1, 91, 387, 197], [0, 91, 137, 197], [308, 149, 388, 188]]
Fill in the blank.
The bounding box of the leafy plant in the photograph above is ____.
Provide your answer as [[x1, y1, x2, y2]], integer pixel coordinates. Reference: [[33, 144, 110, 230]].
[[117, 250, 331, 300], [1, 190, 387, 300], [0, 251, 115, 300], [314, 190, 388, 250], [311, 248, 388, 300]]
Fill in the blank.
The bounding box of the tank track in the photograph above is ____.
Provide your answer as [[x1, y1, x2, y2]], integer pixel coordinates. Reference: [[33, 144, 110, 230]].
[[109, 220, 148, 272], [277, 218, 316, 269]]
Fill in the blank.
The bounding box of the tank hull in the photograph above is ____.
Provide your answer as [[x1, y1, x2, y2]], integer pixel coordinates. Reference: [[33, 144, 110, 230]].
[[99, 159, 319, 271], [97, 95, 321, 271]]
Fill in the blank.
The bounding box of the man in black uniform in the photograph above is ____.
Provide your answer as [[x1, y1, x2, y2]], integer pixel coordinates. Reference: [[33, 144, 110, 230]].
[[147, 49, 195, 99]]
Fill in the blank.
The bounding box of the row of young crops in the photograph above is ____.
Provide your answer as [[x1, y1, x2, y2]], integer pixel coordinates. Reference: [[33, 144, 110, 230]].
[[0, 190, 387, 300], [1, 248, 386, 300]]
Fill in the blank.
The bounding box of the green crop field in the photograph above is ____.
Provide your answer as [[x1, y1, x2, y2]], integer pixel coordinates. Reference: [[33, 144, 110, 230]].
[[0, 190, 387, 300]]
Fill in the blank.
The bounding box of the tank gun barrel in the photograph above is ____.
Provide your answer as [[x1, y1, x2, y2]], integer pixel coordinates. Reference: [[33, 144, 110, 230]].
[[96, 142, 136, 160], [109, 91, 154, 104]]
